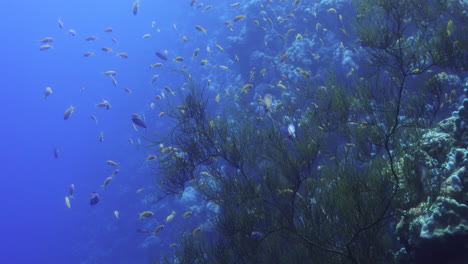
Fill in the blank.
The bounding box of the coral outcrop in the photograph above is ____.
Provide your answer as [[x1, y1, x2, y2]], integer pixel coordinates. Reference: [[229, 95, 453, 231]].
[[396, 85, 468, 263]]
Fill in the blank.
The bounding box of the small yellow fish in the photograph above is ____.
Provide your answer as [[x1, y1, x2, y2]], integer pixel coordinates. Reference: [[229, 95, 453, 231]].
[[39, 44, 53, 51], [192, 227, 202, 236], [164, 86, 175, 95], [194, 25, 207, 33], [146, 154, 156, 161], [241, 84, 253, 93], [85, 36, 97, 41], [263, 93, 273, 112], [63, 106, 75, 120], [233, 15, 246, 21], [149, 62, 163, 68], [69, 184, 75, 197], [43, 87, 52, 99], [200, 59, 208, 65], [346, 68, 355, 77], [114, 210, 119, 219], [192, 48, 199, 59], [138, 211, 154, 219], [278, 189, 294, 194], [58, 18, 64, 29], [296, 68, 311, 78], [117, 52, 128, 58], [106, 160, 119, 166], [154, 225, 165, 234], [183, 211, 193, 218], [95, 100, 111, 110], [102, 70, 116, 76], [277, 81, 287, 89], [215, 94, 221, 103], [136, 188, 144, 194], [65, 196, 71, 208], [166, 211, 176, 222], [110, 75, 118, 87], [286, 29, 295, 36], [280, 53, 289, 63], [102, 176, 112, 188], [90, 115, 98, 124], [319, 38, 325, 45], [132, 0, 140, 15], [142, 33, 151, 38], [39, 37, 53, 43], [215, 44, 224, 51], [447, 19, 454, 36], [151, 74, 159, 85]]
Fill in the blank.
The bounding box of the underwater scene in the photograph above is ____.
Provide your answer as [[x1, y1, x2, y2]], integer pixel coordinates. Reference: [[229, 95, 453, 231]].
[[1, 0, 467, 263]]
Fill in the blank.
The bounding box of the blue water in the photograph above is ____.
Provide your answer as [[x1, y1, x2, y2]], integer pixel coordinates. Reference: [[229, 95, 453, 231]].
[[0, 0, 219, 263]]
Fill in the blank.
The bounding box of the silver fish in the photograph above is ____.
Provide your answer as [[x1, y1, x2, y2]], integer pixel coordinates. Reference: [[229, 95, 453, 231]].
[[287, 123, 296, 139]]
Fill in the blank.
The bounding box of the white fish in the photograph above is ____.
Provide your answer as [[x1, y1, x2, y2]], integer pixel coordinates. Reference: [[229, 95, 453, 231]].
[[287, 123, 296, 139], [65, 196, 71, 208]]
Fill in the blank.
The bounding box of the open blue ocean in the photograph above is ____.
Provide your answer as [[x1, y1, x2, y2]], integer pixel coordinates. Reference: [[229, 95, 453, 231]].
[[1, 0, 467, 263]]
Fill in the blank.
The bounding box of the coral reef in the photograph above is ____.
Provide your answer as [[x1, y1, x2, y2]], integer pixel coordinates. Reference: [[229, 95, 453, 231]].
[[396, 90, 468, 263]]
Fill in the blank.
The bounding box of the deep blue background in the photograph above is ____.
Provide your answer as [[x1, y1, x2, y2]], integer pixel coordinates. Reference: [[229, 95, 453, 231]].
[[0, 1, 212, 263]]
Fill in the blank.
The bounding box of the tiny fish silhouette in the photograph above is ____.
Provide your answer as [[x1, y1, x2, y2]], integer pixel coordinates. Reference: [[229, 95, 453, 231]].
[[89, 192, 99, 205], [132, 117, 147, 129]]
